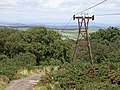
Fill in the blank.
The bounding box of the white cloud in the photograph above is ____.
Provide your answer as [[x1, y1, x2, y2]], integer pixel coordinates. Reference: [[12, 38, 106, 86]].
[[0, 0, 17, 5], [0, 0, 120, 25]]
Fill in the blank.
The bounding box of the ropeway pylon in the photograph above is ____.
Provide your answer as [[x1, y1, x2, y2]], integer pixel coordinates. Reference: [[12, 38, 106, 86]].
[[72, 13, 94, 64]]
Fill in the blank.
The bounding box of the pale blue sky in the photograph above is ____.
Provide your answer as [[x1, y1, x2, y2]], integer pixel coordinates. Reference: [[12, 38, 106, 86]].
[[0, 0, 120, 26]]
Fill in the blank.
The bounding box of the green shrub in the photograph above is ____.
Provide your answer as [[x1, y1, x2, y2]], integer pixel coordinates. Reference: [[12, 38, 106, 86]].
[[37, 62, 120, 90], [13, 52, 36, 66]]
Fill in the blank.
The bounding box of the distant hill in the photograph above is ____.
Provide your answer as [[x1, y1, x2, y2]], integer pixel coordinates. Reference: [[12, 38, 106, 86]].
[[0, 22, 119, 30], [0, 22, 26, 26]]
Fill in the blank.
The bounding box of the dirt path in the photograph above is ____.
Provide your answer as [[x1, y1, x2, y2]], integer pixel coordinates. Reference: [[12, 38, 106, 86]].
[[6, 74, 40, 90]]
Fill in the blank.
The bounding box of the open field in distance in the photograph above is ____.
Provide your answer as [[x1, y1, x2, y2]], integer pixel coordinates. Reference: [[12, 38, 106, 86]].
[[54, 29, 98, 40]]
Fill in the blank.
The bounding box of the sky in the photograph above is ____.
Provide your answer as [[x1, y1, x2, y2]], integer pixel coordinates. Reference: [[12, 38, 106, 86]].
[[0, 0, 120, 26]]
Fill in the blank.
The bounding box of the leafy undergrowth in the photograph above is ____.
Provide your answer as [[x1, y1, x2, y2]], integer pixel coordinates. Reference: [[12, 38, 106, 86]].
[[0, 75, 9, 90], [35, 62, 120, 90]]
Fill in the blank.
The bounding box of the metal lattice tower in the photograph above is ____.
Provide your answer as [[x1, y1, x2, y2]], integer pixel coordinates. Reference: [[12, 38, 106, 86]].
[[72, 13, 94, 64]]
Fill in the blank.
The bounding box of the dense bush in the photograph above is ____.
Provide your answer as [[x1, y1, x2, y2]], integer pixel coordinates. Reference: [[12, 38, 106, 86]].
[[90, 27, 120, 44], [0, 27, 73, 85], [37, 62, 120, 90], [0, 27, 73, 67], [13, 53, 36, 66], [90, 27, 120, 63]]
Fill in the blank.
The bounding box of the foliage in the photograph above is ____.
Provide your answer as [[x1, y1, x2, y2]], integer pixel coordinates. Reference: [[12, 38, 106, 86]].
[[0, 26, 73, 66], [37, 62, 120, 90], [90, 27, 120, 44], [0, 26, 73, 87], [0, 26, 120, 90], [0, 27, 16, 54], [35, 27, 120, 90], [90, 27, 120, 63], [13, 52, 36, 66]]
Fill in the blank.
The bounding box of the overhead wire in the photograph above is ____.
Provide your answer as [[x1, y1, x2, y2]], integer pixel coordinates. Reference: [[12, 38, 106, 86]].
[[74, 0, 107, 15], [96, 13, 120, 16], [63, 17, 73, 30], [63, 0, 107, 30]]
